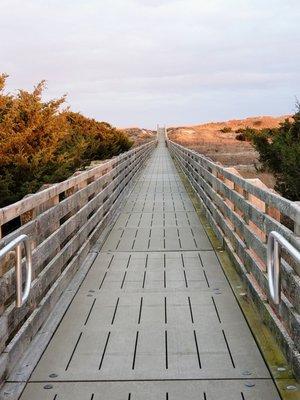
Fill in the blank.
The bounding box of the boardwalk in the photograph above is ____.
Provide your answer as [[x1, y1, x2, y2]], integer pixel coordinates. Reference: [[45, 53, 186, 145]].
[[19, 132, 280, 399]]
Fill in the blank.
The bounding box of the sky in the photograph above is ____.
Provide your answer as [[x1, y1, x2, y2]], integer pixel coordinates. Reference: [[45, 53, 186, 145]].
[[0, 0, 299, 128]]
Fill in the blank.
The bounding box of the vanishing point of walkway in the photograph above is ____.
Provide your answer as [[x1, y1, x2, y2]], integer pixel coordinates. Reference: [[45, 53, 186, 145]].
[[20, 133, 280, 399]]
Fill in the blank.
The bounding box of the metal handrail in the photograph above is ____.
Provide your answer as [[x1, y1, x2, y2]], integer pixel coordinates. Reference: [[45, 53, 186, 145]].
[[0, 234, 32, 307], [267, 231, 300, 304]]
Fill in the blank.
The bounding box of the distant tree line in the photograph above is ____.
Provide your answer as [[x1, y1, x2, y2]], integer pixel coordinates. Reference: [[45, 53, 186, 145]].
[[0, 74, 133, 207], [235, 105, 300, 200]]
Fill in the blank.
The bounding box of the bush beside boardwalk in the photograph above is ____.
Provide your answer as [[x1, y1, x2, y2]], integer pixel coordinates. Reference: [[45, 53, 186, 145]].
[[0, 74, 133, 208]]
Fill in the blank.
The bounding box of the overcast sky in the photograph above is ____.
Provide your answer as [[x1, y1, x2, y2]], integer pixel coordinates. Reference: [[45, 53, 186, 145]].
[[0, 0, 299, 128]]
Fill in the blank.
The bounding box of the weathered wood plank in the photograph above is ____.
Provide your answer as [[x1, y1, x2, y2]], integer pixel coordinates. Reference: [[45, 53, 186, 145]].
[[172, 141, 300, 222], [171, 140, 300, 347], [0, 141, 155, 360], [0, 148, 148, 306], [0, 140, 155, 382], [0, 141, 153, 226], [0, 147, 149, 302], [186, 152, 296, 243]]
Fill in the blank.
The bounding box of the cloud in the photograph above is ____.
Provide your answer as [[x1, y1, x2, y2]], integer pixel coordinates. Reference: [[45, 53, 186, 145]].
[[0, 0, 299, 127]]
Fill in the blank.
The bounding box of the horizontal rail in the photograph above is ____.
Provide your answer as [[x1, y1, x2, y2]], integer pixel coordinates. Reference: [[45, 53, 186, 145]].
[[0, 234, 32, 307]]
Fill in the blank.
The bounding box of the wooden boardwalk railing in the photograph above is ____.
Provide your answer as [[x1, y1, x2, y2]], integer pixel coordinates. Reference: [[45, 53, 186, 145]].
[[0, 140, 156, 384], [167, 136, 300, 378], [12, 131, 283, 400]]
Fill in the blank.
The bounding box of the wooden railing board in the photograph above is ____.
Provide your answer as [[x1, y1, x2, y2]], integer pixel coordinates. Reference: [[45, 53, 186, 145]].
[[180, 160, 300, 348], [168, 138, 300, 371], [183, 155, 267, 256], [0, 141, 151, 228], [0, 145, 149, 278], [0, 165, 117, 304], [173, 144, 299, 248], [174, 143, 300, 224], [0, 140, 156, 382]]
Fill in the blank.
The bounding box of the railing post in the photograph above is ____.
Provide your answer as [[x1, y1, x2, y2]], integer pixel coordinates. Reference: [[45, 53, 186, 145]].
[[211, 166, 218, 193], [294, 202, 300, 236]]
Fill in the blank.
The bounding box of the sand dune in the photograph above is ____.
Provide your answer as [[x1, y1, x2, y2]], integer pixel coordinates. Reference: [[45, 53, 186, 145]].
[[168, 115, 290, 188]]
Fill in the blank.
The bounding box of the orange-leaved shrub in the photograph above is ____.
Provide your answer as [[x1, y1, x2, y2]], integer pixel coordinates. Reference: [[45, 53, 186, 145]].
[[0, 75, 133, 207]]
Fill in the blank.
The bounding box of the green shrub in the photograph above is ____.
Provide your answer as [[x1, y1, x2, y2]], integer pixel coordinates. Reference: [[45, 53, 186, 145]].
[[236, 133, 247, 141], [250, 106, 300, 200], [235, 127, 257, 142]]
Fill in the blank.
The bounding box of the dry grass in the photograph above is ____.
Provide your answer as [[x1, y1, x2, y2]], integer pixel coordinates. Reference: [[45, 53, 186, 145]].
[[119, 127, 156, 147], [168, 115, 290, 189]]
